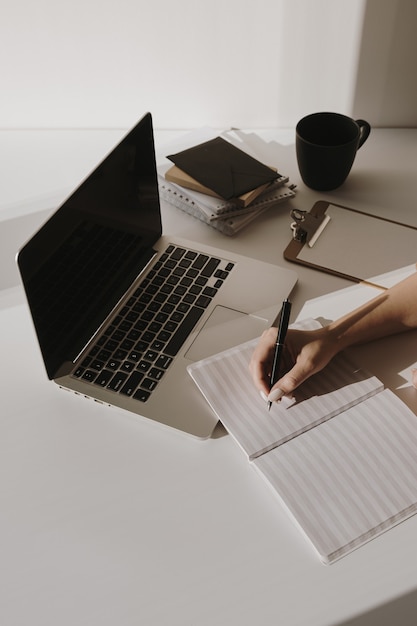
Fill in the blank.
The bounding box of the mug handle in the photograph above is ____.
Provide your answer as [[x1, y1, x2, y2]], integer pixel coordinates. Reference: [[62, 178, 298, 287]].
[[355, 119, 371, 148]]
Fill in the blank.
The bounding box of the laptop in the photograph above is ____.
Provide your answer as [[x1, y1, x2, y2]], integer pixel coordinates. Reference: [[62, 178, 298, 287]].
[[17, 113, 297, 438]]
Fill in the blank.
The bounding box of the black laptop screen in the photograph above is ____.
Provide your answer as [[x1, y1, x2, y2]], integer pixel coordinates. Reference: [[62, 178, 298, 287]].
[[17, 113, 163, 379]]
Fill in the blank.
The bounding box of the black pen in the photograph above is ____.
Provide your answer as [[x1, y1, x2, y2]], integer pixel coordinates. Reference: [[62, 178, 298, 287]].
[[268, 299, 292, 411]]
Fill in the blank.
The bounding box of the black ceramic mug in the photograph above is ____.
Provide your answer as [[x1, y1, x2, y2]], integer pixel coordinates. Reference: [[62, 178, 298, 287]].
[[296, 112, 371, 191]]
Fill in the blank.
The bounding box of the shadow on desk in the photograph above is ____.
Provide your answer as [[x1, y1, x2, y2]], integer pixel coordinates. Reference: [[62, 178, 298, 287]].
[[348, 329, 417, 414], [339, 587, 417, 626], [0, 208, 53, 290], [211, 420, 228, 439]]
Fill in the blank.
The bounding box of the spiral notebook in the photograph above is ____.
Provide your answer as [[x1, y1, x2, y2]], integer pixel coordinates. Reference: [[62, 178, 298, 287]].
[[157, 128, 296, 235], [158, 177, 295, 235], [187, 319, 417, 563]]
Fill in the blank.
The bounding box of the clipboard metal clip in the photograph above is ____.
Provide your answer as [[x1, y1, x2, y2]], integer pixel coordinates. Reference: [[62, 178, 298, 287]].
[[290, 209, 330, 247]]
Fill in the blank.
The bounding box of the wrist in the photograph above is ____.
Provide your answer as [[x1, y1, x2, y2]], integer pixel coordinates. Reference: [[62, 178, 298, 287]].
[[324, 320, 353, 353]]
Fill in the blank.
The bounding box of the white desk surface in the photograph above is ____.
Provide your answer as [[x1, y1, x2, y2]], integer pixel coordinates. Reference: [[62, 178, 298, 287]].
[[1, 127, 417, 626]]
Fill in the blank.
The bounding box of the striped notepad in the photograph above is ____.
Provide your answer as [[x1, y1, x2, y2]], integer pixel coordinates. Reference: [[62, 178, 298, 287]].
[[187, 319, 417, 564]]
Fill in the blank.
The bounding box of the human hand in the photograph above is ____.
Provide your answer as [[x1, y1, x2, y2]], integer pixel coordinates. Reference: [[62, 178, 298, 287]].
[[249, 325, 340, 404]]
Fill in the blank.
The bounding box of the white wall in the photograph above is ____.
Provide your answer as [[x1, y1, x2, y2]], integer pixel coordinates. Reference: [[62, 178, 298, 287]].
[[0, 0, 415, 129], [352, 0, 417, 127]]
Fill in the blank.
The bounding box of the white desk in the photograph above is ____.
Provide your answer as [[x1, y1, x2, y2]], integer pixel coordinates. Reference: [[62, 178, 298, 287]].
[[1, 128, 417, 626]]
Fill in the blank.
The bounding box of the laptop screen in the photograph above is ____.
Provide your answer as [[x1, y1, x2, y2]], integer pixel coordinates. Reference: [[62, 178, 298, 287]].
[[17, 113, 162, 379]]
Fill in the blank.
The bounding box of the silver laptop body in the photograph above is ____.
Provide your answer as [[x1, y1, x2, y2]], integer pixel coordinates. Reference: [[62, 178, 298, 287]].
[[17, 113, 297, 438]]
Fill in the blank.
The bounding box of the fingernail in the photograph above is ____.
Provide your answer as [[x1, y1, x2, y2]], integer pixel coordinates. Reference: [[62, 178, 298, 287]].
[[412, 368, 417, 389], [267, 388, 285, 403], [259, 390, 268, 402]]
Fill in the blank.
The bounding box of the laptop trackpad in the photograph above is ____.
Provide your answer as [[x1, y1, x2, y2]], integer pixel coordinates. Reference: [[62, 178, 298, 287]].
[[185, 305, 268, 362]]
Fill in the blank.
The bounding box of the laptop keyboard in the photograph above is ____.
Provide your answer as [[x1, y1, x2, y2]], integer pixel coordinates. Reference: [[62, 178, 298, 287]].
[[72, 244, 234, 402]]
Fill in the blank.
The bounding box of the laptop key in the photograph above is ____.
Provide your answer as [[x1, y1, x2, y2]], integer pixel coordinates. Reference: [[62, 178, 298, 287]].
[[151, 339, 165, 351], [120, 361, 135, 372], [107, 371, 128, 391], [170, 247, 186, 260], [133, 389, 151, 402], [82, 369, 97, 382], [141, 378, 158, 391], [90, 359, 105, 371], [149, 367, 165, 380], [144, 349, 158, 361], [120, 371, 144, 396], [202, 286, 217, 297], [192, 254, 208, 269], [195, 295, 211, 308], [157, 330, 171, 343], [164, 306, 204, 356], [137, 360, 152, 372], [200, 257, 221, 277], [214, 269, 229, 280], [114, 349, 128, 360], [155, 355, 173, 369], [94, 369, 114, 387], [128, 351, 141, 362]]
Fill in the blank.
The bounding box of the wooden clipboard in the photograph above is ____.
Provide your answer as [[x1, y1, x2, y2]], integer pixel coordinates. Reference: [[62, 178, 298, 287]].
[[284, 201, 417, 288]]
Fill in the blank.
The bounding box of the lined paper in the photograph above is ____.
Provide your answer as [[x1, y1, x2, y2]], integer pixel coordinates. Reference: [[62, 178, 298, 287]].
[[188, 319, 383, 459], [254, 389, 417, 563]]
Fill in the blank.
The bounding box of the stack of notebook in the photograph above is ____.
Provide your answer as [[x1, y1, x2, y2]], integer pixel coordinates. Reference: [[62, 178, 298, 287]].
[[157, 129, 296, 236]]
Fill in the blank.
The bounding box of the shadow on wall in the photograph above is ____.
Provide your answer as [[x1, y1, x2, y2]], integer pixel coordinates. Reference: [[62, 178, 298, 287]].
[[353, 0, 417, 126]]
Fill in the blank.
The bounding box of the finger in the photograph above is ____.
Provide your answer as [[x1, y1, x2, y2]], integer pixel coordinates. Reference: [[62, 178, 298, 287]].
[[249, 351, 273, 397], [249, 328, 277, 396], [268, 360, 314, 401]]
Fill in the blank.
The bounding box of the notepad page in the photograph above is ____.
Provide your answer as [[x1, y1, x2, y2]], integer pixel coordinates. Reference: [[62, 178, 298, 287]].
[[254, 389, 417, 564], [187, 319, 383, 459]]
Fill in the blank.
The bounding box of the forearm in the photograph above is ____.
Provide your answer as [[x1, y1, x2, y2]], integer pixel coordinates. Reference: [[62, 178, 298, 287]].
[[327, 272, 417, 352]]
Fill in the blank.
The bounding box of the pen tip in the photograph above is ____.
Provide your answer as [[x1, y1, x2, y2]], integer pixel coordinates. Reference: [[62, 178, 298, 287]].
[[267, 401, 272, 411]]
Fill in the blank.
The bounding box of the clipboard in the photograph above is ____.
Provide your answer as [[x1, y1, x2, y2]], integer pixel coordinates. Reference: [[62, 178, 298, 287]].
[[284, 201, 417, 288]]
